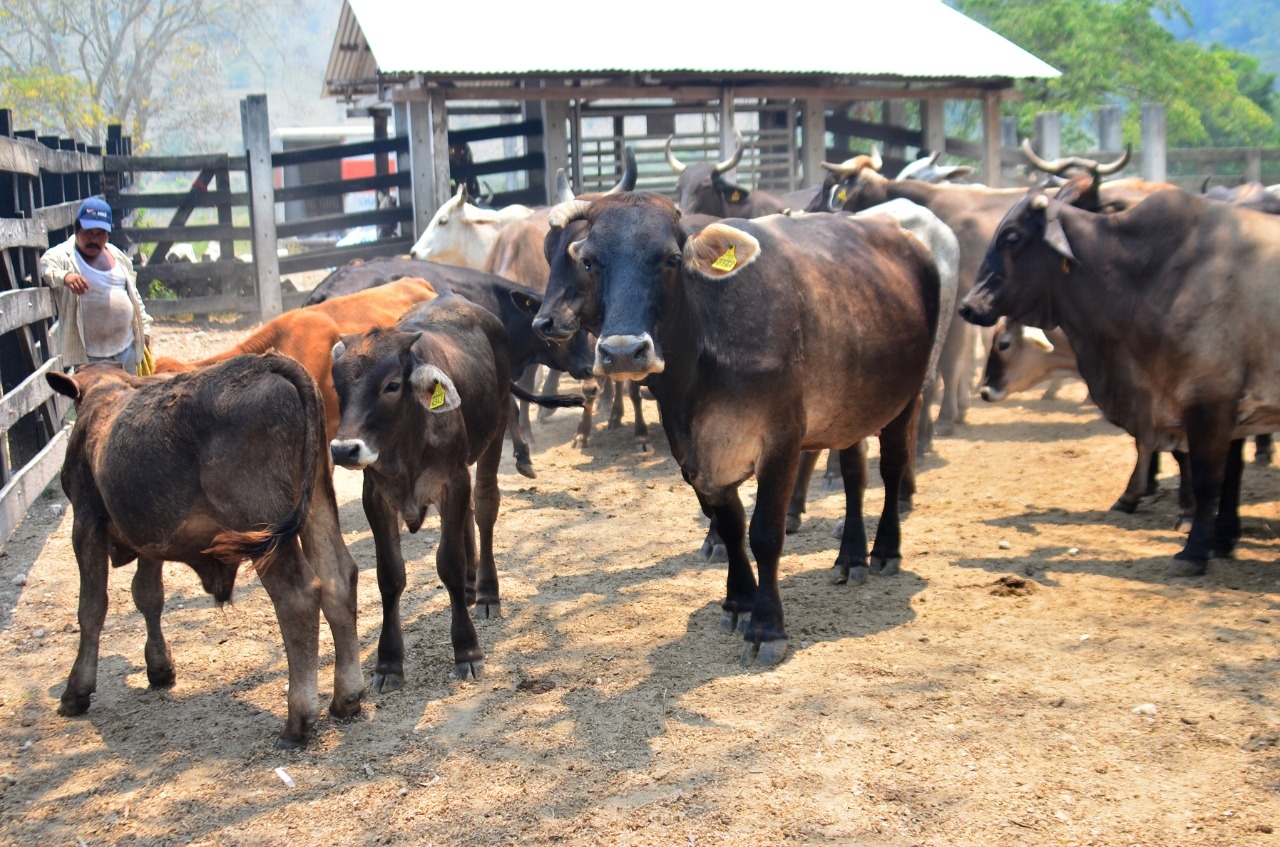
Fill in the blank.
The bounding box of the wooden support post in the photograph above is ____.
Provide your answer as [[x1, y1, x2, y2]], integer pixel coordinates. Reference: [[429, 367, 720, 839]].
[[883, 99, 906, 171], [1033, 112, 1062, 160], [982, 91, 1003, 188], [719, 88, 738, 183], [919, 99, 946, 156], [1098, 106, 1123, 153], [240, 94, 282, 322], [800, 100, 827, 188], [407, 90, 451, 238], [1141, 103, 1166, 183], [540, 98, 570, 205], [1245, 149, 1263, 184]]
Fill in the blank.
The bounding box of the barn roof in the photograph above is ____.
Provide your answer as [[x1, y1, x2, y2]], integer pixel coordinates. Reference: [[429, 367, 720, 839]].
[[324, 0, 1058, 99]]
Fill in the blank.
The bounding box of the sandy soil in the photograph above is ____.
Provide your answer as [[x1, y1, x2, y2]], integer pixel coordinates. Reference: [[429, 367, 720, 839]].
[[0, 319, 1276, 847]]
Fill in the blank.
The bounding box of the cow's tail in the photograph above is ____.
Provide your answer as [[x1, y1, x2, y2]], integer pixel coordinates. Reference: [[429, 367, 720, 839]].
[[203, 356, 324, 573], [509, 381, 586, 408]]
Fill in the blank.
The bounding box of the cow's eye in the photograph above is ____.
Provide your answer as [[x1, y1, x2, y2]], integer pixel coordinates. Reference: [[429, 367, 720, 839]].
[[580, 256, 594, 272], [997, 337, 1012, 351], [1002, 231, 1020, 248], [665, 252, 682, 269], [384, 380, 401, 394]]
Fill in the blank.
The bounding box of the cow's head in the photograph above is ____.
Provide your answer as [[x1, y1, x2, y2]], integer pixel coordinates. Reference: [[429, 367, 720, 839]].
[[510, 288, 596, 380], [895, 150, 975, 184], [409, 184, 527, 267], [328, 328, 460, 472], [819, 148, 889, 213], [665, 130, 753, 217], [978, 317, 1057, 401], [960, 190, 1076, 329], [537, 192, 761, 381]]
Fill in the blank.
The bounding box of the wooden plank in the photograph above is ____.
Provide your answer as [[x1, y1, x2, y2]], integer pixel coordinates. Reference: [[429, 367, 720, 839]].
[[275, 171, 411, 204], [448, 120, 542, 145], [276, 206, 411, 240], [0, 219, 49, 252], [0, 425, 67, 547], [113, 190, 250, 211], [270, 136, 407, 168], [104, 154, 245, 172], [277, 238, 415, 274], [0, 289, 54, 336], [142, 289, 309, 317], [137, 260, 254, 286], [0, 358, 60, 432], [242, 94, 283, 321], [151, 168, 216, 264], [33, 199, 79, 233], [120, 224, 251, 243], [0, 136, 41, 176]]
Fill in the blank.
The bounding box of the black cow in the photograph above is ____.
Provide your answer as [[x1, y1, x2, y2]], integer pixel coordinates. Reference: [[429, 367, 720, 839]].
[[330, 295, 580, 687], [665, 130, 788, 218], [533, 192, 939, 665], [959, 187, 1280, 576], [48, 357, 363, 749]]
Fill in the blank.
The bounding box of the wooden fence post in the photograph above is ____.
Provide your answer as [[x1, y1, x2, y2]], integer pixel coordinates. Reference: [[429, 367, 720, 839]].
[[981, 91, 1002, 187], [1141, 103, 1167, 183], [718, 88, 737, 183], [800, 100, 827, 186], [407, 91, 451, 239], [1034, 112, 1062, 160], [920, 99, 946, 157], [541, 97, 571, 204], [240, 94, 282, 322]]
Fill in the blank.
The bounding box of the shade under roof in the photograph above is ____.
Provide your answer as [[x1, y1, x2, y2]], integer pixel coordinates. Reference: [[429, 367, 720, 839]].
[[327, 0, 1058, 95]]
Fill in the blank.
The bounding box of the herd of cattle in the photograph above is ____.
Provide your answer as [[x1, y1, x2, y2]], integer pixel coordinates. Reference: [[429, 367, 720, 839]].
[[44, 135, 1279, 748]]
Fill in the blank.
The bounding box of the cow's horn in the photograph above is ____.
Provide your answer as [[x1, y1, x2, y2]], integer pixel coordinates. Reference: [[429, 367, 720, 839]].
[[548, 199, 593, 232], [1031, 194, 1050, 210], [453, 182, 469, 205], [1022, 138, 1072, 175], [1094, 144, 1130, 176], [664, 135, 687, 174], [820, 158, 861, 177], [554, 169, 575, 204], [606, 146, 638, 195], [869, 145, 882, 172], [713, 130, 744, 175]]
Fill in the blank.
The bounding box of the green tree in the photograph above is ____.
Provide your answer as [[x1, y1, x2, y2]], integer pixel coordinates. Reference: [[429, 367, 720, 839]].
[[956, 0, 1275, 148]]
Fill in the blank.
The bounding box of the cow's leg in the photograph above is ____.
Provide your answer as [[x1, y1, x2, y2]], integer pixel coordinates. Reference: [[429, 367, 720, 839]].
[[917, 377, 937, 456], [832, 441, 869, 584], [437, 468, 484, 680], [933, 320, 968, 436], [786, 450, 822, 534], [363, 475, 407, 693], [131, 555, 174, 688], [1112, 442, 1156, 513], [822, 448, 841, 490], [301, 477, 364, 718], [607, 379, 626, 430], [628, 380, 651, 452], [742, 444, 802, 667], [1171, 450, 1194, 532], [693, 486, 729, 563], [515, 365, 536, 445], [869, 397, 921, 577], [705, 491, 755, 633], [255, 541, 321, 749], [537, 369, 564, 420], [1213, 438, 1245, 558], [1170, 404, 1234, 576], [574, 377, 600, 448], [1254, 433, 1274, 466], [897, 400, 921, 514], [507, 395, 536, 479], [471, 431, 504, 619], [60, 515, 111, 717]]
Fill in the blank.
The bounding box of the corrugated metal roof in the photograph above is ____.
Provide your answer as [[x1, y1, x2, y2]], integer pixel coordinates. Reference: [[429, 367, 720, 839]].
[[328, 0, 1057, 90]]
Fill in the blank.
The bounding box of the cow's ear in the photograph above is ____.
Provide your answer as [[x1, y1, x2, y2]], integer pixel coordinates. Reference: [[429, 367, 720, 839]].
[[717, 180, 750, 204], [410, 364, 461, 413], [510, 289, 542, 315], [47, 371, 81, 401], [1042, 217, 1077, 266], [1021, 326, 1055, 352], [682, 223, 762, 280]]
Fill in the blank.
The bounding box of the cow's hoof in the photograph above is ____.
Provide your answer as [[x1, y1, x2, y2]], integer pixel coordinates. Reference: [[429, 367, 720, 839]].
[[821, 473, 841, 492], [147, 666, 176, 688], [274, 734, 308, 751], [1167, 553, 1208, 578], [871, 555, 901, 576], [329, 692, 363, 719], [606, 418, 622, 431], [516, 461, 537, 479], [474, 599, 502, 619], [635, 439, 652, 454], [1174, 514, 1194, 533], [741, 639, 788, 667], [699, 540, 727, 562], [455, 658, 484, 681], [785, 513, 802, 534], [371, 672, 405, 694], [831, 517, 845, 538], [833, 556, 869, 585], [718, 609, 750, 634], [1110, 496, 1139, 514], [57, 692, 93, 717], [934, 420, 954, 437], [537, 406, 558, 422], [898, 497, 914, 515], [572, 434, 590, 449]]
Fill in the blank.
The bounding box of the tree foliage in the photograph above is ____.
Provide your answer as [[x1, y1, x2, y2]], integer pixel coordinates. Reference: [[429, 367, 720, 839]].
[[956, 0, 1276, 148], [0, 0, 267, 150]]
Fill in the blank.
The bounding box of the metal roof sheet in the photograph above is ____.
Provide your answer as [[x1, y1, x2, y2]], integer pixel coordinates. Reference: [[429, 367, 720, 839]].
[[332, 0, 1058, 86]]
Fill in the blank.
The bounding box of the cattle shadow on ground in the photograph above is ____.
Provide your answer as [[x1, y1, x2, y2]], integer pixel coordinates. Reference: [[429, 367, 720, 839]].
[[944, 419, 1119, 444], [0, 489, 68, 633]]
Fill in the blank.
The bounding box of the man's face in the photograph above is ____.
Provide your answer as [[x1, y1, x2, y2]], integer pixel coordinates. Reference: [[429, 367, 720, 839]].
[[75, 224, 109, 259]]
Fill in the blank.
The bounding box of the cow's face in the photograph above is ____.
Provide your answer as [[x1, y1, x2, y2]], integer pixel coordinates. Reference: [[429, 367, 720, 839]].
[[329, 329, 460, 470], [511, 287, 596, 380], [672, 165, 753, 217], [409, 186, 499, 266], [534, 217, 598, 342], [961, 192, 1073, 329]]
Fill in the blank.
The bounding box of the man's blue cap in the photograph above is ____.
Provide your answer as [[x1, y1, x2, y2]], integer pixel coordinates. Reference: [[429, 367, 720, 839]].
[[76, 198, 113, 232]]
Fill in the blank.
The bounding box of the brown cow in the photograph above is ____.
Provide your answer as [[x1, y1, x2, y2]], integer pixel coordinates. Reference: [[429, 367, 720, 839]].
[[329, 294, 582, 688], [154, 277, 439, 441], [47, 356, 363, 748]]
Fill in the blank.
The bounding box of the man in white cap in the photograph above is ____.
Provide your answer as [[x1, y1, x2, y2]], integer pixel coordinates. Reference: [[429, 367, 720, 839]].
[[40, 198, 152, 373]]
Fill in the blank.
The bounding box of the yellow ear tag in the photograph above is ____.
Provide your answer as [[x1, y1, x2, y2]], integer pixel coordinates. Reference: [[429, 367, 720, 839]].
[[836, 188, 848, 203], [429, 382, 446, 410], [711, 245, 738, 272], [729, 191, 741, 202]]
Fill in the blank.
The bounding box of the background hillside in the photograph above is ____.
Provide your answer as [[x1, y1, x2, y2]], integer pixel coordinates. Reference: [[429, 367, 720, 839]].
[[1167, 0, 1280, 73]]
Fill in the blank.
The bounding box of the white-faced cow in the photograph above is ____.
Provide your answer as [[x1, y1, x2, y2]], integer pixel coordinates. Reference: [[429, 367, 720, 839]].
[[665, 130, 788, 218], [409, 183, 534, 267], [959, 187, 1280, 576], [329, 295, 581, 688], [534, 192, 939, 665], [48, 357, 364, 749]]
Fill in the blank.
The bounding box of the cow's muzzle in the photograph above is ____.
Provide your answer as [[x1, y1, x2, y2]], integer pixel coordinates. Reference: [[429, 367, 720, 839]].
[[330, 438, 377, 469], [595, 334, 664, 379], [533, 314, 577, 342]]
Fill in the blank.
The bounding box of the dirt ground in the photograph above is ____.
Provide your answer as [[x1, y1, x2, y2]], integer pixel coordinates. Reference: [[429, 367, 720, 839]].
[[0, 318, 1277, 847]]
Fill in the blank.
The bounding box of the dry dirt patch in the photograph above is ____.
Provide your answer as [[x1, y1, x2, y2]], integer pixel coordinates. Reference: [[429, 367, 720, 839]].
[[0, 319, 1276, 846]]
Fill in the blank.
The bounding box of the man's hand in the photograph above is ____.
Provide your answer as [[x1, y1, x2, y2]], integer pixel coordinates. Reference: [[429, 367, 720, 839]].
[[63, 273, 89, 296]]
